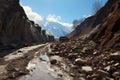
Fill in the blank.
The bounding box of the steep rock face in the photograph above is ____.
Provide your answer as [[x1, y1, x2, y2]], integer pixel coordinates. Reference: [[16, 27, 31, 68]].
[[0, 0, 54, 47], [92, 0, 120, 49], [69, 16, 95, 38], [69, 0, 116, 38], [69, 0, 120, 49]]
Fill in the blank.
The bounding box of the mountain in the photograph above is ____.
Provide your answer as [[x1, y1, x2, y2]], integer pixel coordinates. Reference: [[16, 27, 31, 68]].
[[69, 0, 120, 49], [69, 0, 116, 38], [39, 20, 73, 38], [91, 0, 120, 49], [0, 0, 54, 48]]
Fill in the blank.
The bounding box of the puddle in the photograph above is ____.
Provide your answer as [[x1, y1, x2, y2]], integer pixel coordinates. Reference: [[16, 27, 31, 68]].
[[40, 52, 49, 61], [19, 54, 64, 80]]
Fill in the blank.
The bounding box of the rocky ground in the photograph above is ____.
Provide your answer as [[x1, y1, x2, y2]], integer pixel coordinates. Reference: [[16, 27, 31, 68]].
[[0, 43, 50, 80], [49, 37, 120, 80], [0, 43, 72, 80], [0, 36, 120, 80]]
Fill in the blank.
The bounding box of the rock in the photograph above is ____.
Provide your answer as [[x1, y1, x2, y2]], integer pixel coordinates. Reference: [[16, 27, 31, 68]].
[[109, 52, 120, 61], [112, 71, 120, 77], [17, 50, 22, 53], [68, 53, 78, 59], [54, 51, 60, 55], [96, 70, 110, 77], [15, 68, 20, 71], [104, 66, 111, 71], [69, 64, 78, 69], [82, 47, 88, 53], [81, 66, 92, 72], [74, 58, 87, 66], [79, 77, 85, 80], [88, 41, 96, 48], [70, 73, 75, 77], [50, 59, 57, 64], [50, 56, 62, 64]]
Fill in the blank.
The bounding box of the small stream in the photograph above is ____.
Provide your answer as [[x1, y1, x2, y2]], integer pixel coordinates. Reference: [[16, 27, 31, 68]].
[[19, 53, 64, 80]]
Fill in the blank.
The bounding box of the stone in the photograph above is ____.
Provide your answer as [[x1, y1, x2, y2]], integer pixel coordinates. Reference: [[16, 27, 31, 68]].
[[88, 41, 96, 48], [50, 59, 57, 64], [109, 52, 120, 61], [50, 56, 62, 64], [70, 73, 75, 77], [79, 77, 85, 80], [69, 64, 78, 69], [82, 66, 92, 72], [104, 66, 111, 71], [74, 58, 87, 66], [68, 53, 78, 59], [96, 70, 110, 77], [17, 50, 22, 53], [112, 71, 120, 77]]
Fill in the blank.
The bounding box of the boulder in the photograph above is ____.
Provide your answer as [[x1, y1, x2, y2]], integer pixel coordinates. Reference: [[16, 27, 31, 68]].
[[81, 66, 92, 72], [74, 58, 87, 66], [109, 51, 120, 61]]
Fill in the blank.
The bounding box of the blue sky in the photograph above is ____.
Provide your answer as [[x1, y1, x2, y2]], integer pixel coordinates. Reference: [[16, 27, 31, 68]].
[[20, 0, 107, 24]]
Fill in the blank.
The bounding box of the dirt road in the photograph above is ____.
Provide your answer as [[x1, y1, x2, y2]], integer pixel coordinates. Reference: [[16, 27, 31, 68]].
[[0, 43, 49, 80], [0, 43, 72, 80]]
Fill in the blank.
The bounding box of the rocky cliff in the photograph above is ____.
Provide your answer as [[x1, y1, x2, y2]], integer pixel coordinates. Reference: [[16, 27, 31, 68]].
[[0, 0, 54, 48], [69, 0, 120, 49], [91, 0, 120, 50], [69, 0, 117, 37]]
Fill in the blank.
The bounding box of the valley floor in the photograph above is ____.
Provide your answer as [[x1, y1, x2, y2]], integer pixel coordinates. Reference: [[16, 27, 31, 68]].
[[0, 37, 120, 80], [0, 43, 50, 80], [0, 43, 72, 80]]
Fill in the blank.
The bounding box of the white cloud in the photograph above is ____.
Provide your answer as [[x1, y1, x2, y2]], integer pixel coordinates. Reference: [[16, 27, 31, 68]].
[[46, 14, 61, 22], [23, 6, 43, 22], [47, 14, 72, 27], [59, 22, 73, 28], [83, 15, 92, 18], [23, 6, 72, 28]]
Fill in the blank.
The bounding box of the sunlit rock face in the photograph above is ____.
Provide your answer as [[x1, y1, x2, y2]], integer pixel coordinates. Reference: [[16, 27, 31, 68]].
[[0, 0, 54, 47], [91, 0, 120, 49], [69, 0, 118, 37], [69, 0, 120, 49]]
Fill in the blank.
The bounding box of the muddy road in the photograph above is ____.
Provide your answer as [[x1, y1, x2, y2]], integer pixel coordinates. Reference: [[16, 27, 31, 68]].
[[0, 43, 72, 80]]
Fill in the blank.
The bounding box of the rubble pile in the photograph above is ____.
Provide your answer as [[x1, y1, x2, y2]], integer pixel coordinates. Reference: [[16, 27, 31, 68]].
[[49, 37, 120, 80]]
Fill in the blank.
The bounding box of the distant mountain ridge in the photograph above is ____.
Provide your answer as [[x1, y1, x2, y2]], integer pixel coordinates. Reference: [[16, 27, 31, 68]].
[[39, 20, 73, 38]]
